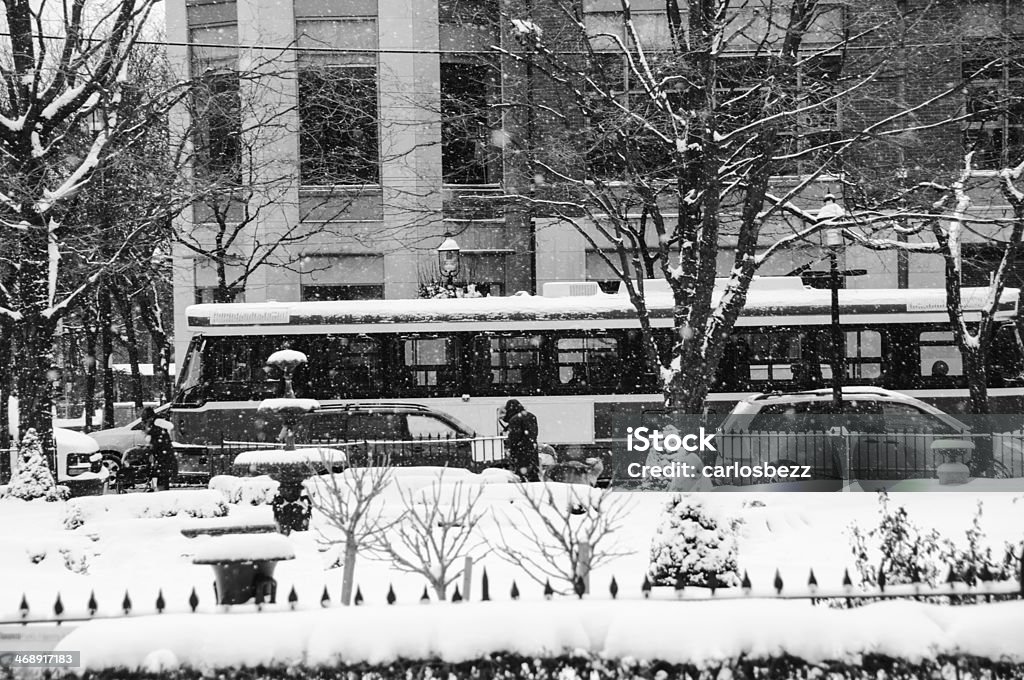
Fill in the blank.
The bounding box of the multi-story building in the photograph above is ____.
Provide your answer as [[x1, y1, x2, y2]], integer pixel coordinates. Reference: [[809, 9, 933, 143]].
[[168, 0, 1024, 365]]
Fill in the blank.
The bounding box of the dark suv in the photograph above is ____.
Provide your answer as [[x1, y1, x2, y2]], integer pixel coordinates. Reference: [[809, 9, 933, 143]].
[[248, 402, 488, 469]]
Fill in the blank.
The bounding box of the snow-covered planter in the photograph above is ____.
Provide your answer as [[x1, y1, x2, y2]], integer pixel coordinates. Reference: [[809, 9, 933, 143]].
[[209, 474, 279, 505], [192, 534, 296, 606], [648, 497, 742, 588], [62, 490, 228, 529]]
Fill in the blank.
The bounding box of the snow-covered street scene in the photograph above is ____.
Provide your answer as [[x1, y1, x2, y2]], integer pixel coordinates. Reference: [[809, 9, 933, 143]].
[[5, 0, 1024, 676]]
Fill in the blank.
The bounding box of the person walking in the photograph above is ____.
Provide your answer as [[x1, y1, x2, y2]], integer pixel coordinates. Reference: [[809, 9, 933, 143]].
[[503, 399, 539, 482], [142, 407, 177, 491]]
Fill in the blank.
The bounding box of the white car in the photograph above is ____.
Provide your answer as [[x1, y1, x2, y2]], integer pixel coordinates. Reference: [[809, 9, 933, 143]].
[[6, 421, 100, 487], [715, 386, 986, 483], [87, 404, 174, 480]]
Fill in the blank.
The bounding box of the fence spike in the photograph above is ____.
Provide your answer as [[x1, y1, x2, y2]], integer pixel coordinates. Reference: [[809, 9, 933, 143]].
[[53, 593, 64, 619], [19, 594, 29, 618], [573, 576, 585, 599], [842, 569, 852, 589], [452, 585, 462, 603], [543, 579, 553, 600], [189, 587, 199, 612], [386, 584, 396, 605], [641, 575, 652, 599], [741, 571, 752, 592], [481, 568, 490, 601], [354, 587, 364, 606], [87, 591, 97, 616], [510, 580, 520, 600], [420, 586, 430, 604], [807, 568, 818, 590], [772, 569, 783, 595], [878, 565, 886, 593], [288, 587, 298, 609], [122, 590, 132, 615], [156, 590, 166, 614], [947, 565, 960, 584], [609, 576, 619, 600], [320, 586, 331, 608]]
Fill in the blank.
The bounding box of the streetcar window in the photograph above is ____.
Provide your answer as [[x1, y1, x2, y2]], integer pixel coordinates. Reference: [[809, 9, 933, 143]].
[[556, 335, 621, 388], [845, 330, 883, 380], [490, 335, 542, 388], [307, 335, 383, 398], [403, 337, 457, 388], [918, 331, 963, 377]]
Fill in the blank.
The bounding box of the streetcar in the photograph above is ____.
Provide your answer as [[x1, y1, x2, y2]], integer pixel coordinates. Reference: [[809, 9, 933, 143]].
[[169, 277, 1024, 461]]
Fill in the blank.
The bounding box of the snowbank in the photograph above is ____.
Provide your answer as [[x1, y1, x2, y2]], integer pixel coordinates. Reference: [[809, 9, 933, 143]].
[[63, 490, 228, 529], [209, 475, 279, 505], [234, 447, 346, 467], [55, 599, 1024, 671]]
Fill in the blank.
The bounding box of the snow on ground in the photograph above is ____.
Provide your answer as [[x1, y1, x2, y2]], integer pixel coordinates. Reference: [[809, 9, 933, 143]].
[[1, 472, 1023, 667], [52, 599, 1024, 670]]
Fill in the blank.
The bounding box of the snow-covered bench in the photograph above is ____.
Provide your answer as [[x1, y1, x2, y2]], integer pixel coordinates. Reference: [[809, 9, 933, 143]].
[[180, 522, 279, 538]]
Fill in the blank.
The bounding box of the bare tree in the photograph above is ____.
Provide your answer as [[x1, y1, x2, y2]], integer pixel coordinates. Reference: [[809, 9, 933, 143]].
[[489, 483, 634, 594], [495, 0, 975, 412], [308, 463, 401, 605], [381, 471, 485, 600], [0, 1, 192, 452]]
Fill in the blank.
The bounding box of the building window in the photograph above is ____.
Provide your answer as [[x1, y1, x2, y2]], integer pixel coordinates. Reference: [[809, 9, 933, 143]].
[[300, 254, 385, 300], [194, 287, 243, 304], [963, 41, 1024, 169], [441, 59, 502, 184], [297, 19, 379, 186], [192, 69, 241, 183]]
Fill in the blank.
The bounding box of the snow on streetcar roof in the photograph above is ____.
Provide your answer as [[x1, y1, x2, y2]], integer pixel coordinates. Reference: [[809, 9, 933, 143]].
[[186, 284, 1019, 331]]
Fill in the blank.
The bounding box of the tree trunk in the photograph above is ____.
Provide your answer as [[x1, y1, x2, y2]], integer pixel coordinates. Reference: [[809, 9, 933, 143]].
[[0, 324, 11, 449], [433, 579, 447, 602], [15, 313, 58, 469], [112, 283, 145, 408], [83, 324, 97, 434], [340, 538, 359, 606], [99, 286, 116, 429]]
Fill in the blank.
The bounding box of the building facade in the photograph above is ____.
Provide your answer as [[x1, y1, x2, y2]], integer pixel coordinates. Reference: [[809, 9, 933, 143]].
[[169, 0, 1024, 365]]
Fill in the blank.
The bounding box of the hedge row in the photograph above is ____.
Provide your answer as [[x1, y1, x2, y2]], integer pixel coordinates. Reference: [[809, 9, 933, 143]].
[[52, 653, 1024, 680]]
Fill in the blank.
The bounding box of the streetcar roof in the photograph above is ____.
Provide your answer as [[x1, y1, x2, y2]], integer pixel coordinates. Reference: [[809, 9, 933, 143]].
[[186, 282, 1020, 334]]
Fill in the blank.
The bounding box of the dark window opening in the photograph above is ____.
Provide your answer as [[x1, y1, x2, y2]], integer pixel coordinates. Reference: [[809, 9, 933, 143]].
[[299, 66, 379, 185], [441, 60, 502, 184]]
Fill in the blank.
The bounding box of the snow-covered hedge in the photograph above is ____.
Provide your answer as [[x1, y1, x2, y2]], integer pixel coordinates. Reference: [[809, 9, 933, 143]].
[[53, 600, 1024, 672], [47, 654, 1024, 680], [209, 475, 279, 505], [63, 490, 228, 529]]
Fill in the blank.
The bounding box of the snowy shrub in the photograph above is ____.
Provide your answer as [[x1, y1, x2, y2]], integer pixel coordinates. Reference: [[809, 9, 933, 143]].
[[648, 496, 741, 588], [7, 428, 65, 501], [847, 493, 1021, 605], [209, 474, 279, 505], [25, 544, 46, 564], [63, 490, 228, 528], [60, 546, 91, 575]]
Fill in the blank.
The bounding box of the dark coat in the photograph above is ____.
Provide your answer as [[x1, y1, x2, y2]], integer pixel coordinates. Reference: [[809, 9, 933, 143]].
[[147, 422, 177, 480]]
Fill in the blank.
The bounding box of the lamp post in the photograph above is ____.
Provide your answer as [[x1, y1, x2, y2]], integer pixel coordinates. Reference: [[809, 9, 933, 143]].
[[437, 233, 461, 286], [817, 194, 846, 411]]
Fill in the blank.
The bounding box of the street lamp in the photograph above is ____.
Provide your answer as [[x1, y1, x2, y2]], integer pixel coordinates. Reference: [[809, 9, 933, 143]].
[[437, 233, 461, 284], [817, 194, 846, 411]]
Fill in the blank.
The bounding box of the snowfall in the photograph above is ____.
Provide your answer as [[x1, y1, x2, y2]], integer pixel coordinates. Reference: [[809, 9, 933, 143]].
[[1, 468, 1023, 672]]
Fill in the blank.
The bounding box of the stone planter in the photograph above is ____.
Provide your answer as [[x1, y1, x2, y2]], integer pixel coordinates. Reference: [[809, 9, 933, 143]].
[[931, 439, 975, 486], [937, 461, 971, 485], [192, 534, 296, 605]]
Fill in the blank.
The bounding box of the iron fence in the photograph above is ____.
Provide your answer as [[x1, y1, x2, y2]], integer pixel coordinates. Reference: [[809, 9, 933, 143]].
[[711, 430, 1024, 485], [184, 435, 510, 480], [1, 561, 1021, 626]]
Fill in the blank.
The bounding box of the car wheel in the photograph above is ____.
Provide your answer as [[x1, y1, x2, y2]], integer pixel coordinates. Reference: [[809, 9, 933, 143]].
[[99, 453, 124, 491]]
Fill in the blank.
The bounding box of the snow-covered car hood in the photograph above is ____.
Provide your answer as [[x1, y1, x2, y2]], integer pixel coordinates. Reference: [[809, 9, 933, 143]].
[[55, 427, 99, 455]]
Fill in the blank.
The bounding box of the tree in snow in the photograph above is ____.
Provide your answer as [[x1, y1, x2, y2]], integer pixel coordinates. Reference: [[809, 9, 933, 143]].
[[489, 482, 634, 595], [0, 0, 192, 455], [493, 0, 978, 411], [648, 496, 741, 588], [7, 429, 67, 502], [308, 463, 401, 606], [381, 471, 485, 601]]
